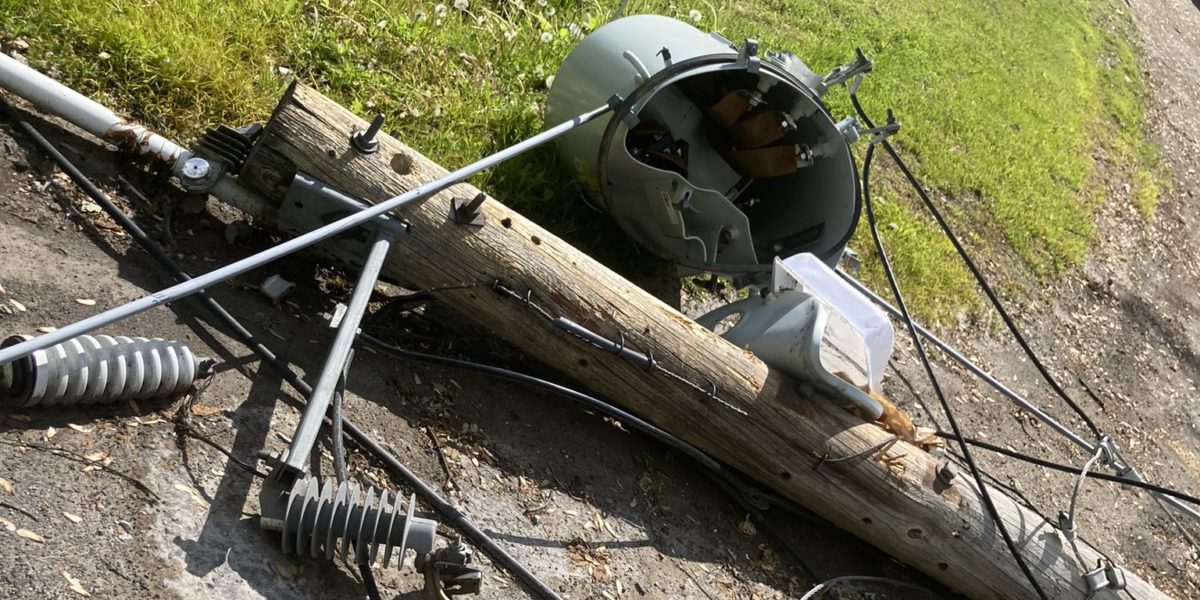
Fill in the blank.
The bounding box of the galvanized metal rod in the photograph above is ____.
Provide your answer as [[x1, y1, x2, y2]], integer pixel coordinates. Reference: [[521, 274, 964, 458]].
[[284, 230, 392, 474], [0, 102, 614, 367], [838, 270, 1200, 522]]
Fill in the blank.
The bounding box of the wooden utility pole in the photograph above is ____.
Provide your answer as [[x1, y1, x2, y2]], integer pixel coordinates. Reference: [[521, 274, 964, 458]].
[[235, 83, 1169, 599]]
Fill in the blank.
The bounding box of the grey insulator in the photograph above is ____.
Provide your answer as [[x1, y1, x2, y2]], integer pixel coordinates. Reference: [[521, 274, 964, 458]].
[[281, 476, 438, 569], [0, 334, 201, 407]]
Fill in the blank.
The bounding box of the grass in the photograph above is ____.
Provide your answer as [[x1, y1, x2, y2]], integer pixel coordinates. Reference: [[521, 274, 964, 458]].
[[0, 0, 1161, 322]]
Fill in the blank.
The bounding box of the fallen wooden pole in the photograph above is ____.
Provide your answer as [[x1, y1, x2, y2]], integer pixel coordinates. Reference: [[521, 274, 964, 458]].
[[233, 83, 1169, 599]]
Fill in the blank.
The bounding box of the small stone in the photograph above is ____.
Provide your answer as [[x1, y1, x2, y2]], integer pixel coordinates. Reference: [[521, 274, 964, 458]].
[[2, 39, 30, 55], [11, 158, 29, 172]]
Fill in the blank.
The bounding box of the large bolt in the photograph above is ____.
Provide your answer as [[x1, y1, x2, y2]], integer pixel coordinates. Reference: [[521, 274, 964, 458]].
[[937, 460, 958, 483], [351, 114, 385, 154]]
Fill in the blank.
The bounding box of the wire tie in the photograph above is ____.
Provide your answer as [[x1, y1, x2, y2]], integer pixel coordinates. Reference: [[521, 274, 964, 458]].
[[814, 453, 830, 472]]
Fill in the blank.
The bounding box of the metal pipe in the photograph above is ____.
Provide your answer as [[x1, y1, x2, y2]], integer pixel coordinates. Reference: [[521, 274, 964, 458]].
[[838, 270, 1200, 522], [0, 53, 189, 170], [0, 102, 614, 367], [284, 230, 392, 474]]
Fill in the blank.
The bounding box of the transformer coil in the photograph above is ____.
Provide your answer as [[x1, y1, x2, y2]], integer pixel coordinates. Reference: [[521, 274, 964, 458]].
[[281, 476, 438, 569], [0, 334, 201, 407]]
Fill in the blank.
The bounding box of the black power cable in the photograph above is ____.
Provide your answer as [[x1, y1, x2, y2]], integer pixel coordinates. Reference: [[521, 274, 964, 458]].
[[938, 431, 1200, 508], [0, 98, 561, 600], [848, 92, 1104, 441], [357, 333, 722, 472], [859, 139, 1050, 599]]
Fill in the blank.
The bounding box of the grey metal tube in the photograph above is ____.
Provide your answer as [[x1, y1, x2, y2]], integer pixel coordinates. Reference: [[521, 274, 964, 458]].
[[0, 103, 614, 367], [284, 230, 392, 474], [838, 270, 1200, 522], [0, 53, 190, 170]]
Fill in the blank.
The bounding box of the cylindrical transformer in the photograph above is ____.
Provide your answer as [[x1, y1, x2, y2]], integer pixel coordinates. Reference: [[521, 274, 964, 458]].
[[546, 15, 861, 273]]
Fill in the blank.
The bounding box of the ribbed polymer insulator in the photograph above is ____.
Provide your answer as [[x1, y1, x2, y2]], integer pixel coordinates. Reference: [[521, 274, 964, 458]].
[[0, 334, 200, 407], [281, 476, 438, 569]]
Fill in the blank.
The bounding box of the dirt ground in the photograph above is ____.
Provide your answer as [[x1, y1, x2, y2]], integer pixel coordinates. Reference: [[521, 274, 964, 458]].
[[2, 0, 1200, 599]]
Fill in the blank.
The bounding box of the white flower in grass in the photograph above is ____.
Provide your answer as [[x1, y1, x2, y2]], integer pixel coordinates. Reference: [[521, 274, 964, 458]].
[[433, 3, 448, 16], [567, 23, 581, 38], [540, 31, 553, 43], [453, 0, 469, 11], [504, 29, 518, 41], [688, 9, 703, 23]]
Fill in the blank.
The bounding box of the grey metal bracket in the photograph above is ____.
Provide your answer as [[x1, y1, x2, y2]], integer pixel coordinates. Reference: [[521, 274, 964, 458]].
[[819, 47, 874, 96], [736, 39, 761, 74], [277, 172, 410, 268], [694, 258, 884, 420]]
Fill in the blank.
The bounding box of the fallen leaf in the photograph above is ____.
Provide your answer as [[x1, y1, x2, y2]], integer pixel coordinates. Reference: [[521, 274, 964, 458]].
[[36, 326, 57, 333], [45, 426, 57, 439], [0, 477, 12, 495], [0, 517, 14, 531], [79, 201, 103, 214], [61, 571, 90, 597], [413, 372, 422, 385], [736, 514, 757, 536], [83, 451, 109, 463], [62, 512, 82, 524], [16, 528, 44, 543], [267, 560, 297, 580], [9, 298, 26, 312], [74, 299, 96, 306], [67, 423, 92, 433], [190, 405, 223, 417], [174, 483, 210, 510]]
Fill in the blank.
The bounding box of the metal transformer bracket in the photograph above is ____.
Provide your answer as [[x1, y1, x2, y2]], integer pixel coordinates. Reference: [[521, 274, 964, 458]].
[[694, 258, 884, 420]]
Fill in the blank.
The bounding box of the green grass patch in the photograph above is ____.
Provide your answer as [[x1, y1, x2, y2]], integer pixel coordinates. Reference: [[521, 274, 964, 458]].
[[0, 0, 1160, 321]]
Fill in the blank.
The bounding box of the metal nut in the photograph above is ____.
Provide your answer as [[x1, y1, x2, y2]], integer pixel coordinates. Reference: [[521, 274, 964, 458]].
[[180, 156, 211, 180]]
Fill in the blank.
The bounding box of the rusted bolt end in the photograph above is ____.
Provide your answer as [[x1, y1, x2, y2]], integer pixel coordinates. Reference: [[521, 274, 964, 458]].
[[937, 460, 958, 484]]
